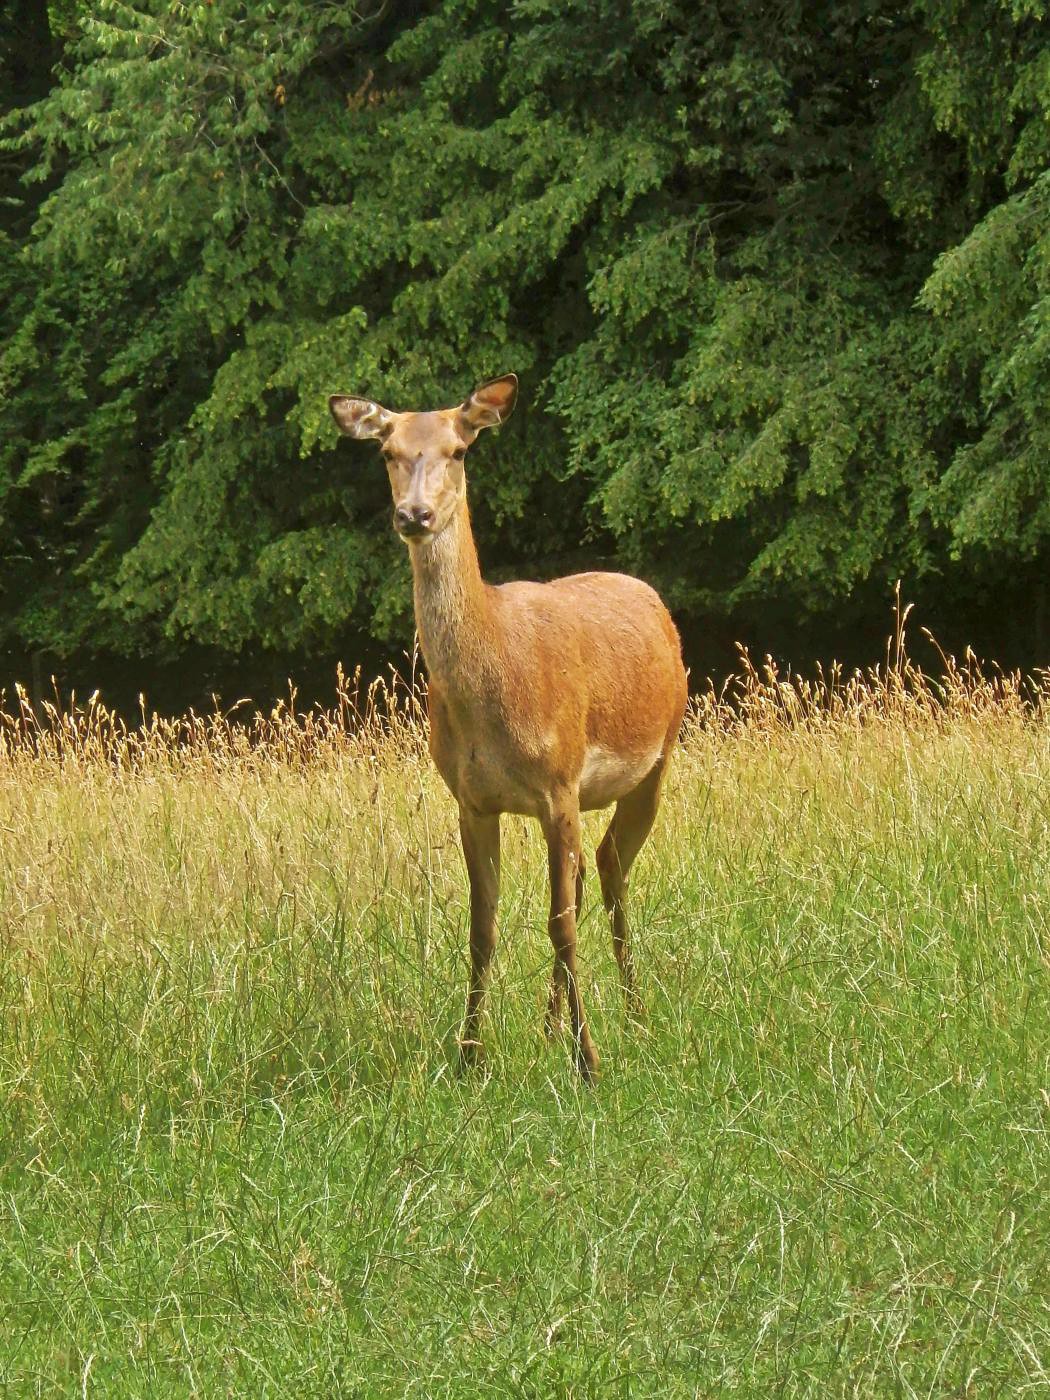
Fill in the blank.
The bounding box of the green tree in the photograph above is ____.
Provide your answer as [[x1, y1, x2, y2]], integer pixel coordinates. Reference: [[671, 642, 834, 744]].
[[914, 1, 1050, 567], [0, 0, 1047, 682]]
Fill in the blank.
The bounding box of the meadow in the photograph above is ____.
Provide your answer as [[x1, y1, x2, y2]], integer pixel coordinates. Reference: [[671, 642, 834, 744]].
[[0, 643, 1047, 1396]]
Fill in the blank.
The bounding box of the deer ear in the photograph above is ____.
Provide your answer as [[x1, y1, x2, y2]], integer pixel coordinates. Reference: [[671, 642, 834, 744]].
[[458, 374, 518, 434], [329, 395, 395, 440]]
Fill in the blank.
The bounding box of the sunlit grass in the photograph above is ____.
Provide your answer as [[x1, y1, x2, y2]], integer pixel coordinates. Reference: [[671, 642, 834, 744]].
[[1, 642, 1048, 1394]]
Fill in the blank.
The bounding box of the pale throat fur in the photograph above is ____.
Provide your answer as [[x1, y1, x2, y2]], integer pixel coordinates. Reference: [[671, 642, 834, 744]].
[[406, 494, 495, 694]]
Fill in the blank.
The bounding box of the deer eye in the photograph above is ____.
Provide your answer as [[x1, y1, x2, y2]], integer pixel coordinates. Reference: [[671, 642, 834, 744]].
[[451, 448, 466, 462]]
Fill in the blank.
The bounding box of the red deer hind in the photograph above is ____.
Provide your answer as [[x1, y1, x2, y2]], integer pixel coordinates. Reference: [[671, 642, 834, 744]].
[[330, 375, 687, 1081]]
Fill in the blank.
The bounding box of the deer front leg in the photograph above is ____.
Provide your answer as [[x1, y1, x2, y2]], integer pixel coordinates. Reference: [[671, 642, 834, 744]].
[[543, 803, 599, 1082], [545, 849, 585, 1037], [458, 809, 500, 1071]]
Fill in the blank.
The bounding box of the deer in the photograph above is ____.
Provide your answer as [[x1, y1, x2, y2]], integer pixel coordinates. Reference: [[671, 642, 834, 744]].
[[329, 374, 687, 1081]]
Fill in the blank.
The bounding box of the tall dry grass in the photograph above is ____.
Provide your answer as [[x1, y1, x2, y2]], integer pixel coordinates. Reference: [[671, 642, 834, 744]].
[[1, 625, 1048, 1393]]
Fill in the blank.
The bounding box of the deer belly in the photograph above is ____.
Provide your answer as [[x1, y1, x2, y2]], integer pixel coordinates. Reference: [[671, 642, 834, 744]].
[[579, 742, 662, 811]]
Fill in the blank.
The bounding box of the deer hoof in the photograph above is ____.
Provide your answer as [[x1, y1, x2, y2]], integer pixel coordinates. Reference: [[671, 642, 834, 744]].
[[576, 1043, 600, 1085], [624, 994, 646, 1028], [457, 1038, 484, 1075]]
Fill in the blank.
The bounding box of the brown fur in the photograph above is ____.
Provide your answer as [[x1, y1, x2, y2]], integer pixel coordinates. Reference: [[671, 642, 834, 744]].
[[330, 375, 688, 1080]]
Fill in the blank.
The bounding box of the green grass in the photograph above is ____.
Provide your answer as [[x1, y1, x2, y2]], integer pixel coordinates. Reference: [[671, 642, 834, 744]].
[[1, 666, 1048, 1395]]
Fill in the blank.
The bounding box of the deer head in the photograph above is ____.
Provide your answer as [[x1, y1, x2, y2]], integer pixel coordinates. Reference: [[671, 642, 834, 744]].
[[329, 374, 518, 542]]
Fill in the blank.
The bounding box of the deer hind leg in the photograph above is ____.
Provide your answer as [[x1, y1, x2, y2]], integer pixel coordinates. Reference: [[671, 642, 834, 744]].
[[545, 848, 585, 1038], [596, 760, 666, 1018], [458, 809, 500, 1071], [542, 802, 599, 1082]]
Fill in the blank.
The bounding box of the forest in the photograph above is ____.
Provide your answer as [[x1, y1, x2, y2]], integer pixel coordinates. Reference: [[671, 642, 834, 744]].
[[1, 0, 1048, 708]]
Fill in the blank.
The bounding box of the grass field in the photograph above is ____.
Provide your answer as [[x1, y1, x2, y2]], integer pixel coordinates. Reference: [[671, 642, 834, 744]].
[[1, 647, 1048, 1396]]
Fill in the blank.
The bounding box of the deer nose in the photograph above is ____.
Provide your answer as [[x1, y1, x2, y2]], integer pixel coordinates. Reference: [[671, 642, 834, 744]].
[[395, 504, 434, 536]]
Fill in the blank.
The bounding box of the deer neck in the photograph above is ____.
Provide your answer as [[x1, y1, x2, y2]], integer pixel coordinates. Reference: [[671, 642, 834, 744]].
[[408, 496, 495, 696]]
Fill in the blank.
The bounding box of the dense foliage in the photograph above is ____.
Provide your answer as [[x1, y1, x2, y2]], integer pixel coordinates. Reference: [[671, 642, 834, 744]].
[[1, 0, 1048, 691]]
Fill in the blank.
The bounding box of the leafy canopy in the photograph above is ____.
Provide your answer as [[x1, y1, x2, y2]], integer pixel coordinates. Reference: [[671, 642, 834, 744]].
[[0, 0, 1047, 665]]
